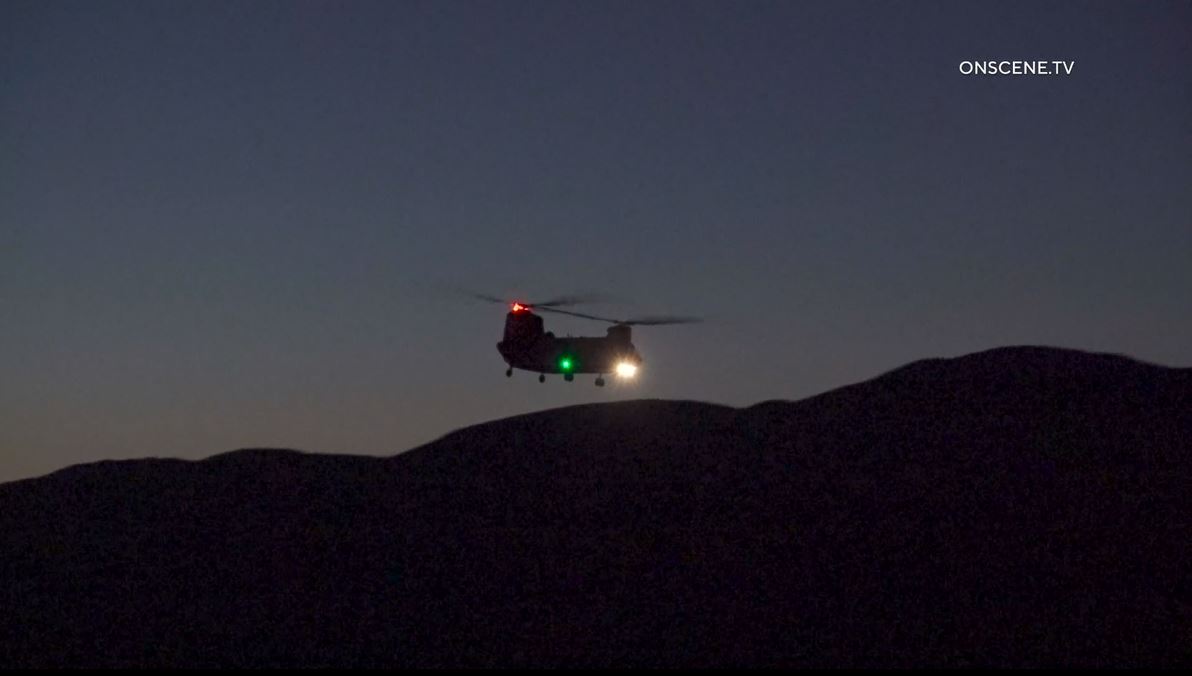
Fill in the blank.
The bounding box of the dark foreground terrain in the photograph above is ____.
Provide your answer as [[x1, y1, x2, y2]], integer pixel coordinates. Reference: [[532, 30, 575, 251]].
[[2, 346, 1189, 667]]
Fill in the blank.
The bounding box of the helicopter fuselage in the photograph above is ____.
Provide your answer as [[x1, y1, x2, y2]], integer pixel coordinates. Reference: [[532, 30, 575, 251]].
[[497, 310, 642, 376]]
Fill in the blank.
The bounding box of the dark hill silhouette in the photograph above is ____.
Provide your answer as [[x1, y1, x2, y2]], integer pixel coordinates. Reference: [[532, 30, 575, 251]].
[[1, 346, 1189, 667]]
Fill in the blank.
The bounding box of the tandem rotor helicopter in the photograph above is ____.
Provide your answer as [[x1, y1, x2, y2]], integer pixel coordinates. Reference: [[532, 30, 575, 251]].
[[467, 292, 701, 386]]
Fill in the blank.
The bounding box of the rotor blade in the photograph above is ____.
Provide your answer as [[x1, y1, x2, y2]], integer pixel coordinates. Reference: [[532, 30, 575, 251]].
[[537, 307, 703, 326], [622, 316, 703, 326], [534, 306, 620, 323], [456, 288, 613, 308], [532, 293, 616, 308], [470, 292, 509, 304], [446, 286, 510, 305]]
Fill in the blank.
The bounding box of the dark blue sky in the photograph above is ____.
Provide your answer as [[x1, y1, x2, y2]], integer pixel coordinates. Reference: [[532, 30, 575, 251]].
[[3, 0, 1190, 482]]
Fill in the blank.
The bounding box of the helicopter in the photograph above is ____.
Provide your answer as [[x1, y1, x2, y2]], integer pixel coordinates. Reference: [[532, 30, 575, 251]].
[[468, 293, 700, 386]]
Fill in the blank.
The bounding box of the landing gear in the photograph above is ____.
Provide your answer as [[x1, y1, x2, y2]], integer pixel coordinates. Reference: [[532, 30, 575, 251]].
[[538, 374, 545, 383], [595, 376, 605, 387], [564, 373, 574, 382], [505, 368, 513, 377]]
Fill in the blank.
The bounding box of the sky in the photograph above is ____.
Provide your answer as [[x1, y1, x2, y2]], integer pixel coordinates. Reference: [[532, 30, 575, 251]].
[[2, 0, 1190, 483]]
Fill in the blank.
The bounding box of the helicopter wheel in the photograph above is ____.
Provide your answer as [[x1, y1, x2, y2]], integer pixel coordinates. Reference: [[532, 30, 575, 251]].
[[564, 373, 574, 382], [505, 368, 513, 377], [538, 374, 545, 383], [595, 377, 605, 387]]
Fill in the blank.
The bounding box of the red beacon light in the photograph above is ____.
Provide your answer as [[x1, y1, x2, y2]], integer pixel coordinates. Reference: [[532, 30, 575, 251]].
[[511, 302, 528, 313]]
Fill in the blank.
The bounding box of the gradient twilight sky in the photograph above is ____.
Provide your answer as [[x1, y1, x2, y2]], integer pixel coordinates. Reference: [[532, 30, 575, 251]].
[[2, 0, 1190, 483]]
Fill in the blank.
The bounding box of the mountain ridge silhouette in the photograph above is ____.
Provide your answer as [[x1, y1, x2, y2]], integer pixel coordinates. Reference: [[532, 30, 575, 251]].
[[2, 345, 1189, 667]]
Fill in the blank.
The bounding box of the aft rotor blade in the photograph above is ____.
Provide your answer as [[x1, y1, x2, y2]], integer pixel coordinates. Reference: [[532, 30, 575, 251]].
[[622, 316, 703, 326], [533, 293, 616, 308], [537, 307, 703, 326], [468, 292, 508, 304], [534, 306, 620, 323], [448, 286, 509, 304], [457, 288, 612, 308]]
